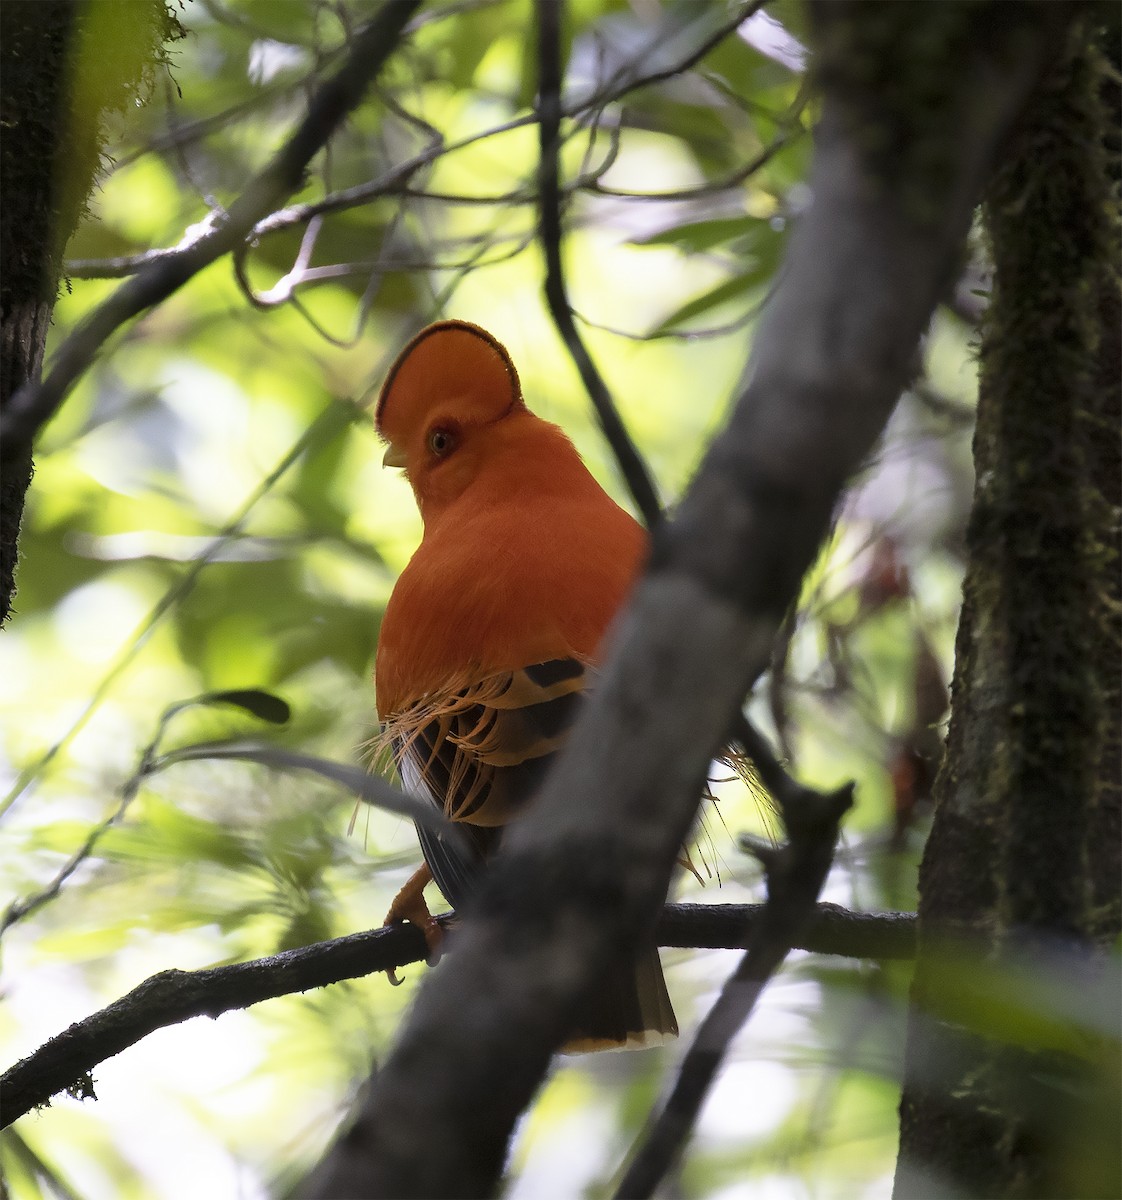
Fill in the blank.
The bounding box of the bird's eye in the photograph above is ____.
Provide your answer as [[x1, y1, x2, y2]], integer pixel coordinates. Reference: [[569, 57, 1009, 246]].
[[428, 427, 456, 457]]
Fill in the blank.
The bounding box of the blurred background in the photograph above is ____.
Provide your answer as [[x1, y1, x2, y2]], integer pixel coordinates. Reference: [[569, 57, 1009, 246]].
[[0, 2, 981, 1196]]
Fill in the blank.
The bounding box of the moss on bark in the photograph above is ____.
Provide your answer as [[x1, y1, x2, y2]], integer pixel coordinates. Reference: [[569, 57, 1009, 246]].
[[0, 0, 183, 624], [896, 20, 1121, 1199]]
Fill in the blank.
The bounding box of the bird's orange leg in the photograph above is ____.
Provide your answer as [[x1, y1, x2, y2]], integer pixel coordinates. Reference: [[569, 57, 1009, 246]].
[[383, 863, 443, 978]]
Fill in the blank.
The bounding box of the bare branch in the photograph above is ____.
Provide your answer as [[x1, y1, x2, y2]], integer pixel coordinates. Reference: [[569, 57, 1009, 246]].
[[573, 301, 766, 344], [63, 247, 189, 280], [61, 4, 769, 289], [250, 134, 451, 236], [0, 0, 421, 461], [234, 214, 327, 309], [0, 901, 914, 1129], [659, 900, 915, 958], [62, 121, 609, 280], [0, 919, 435, 1129]]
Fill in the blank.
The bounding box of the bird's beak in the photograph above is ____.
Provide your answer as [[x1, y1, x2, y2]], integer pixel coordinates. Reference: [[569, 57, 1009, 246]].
[[382, 445, 408, 469]]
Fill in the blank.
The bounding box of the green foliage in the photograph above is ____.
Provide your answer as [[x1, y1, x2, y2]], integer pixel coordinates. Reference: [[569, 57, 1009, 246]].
[[633, 214, 762, 254], [194, 689, 292, 725]]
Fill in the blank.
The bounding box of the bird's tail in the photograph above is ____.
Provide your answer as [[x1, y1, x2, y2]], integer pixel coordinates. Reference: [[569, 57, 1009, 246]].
[[561, 946, 677, 1053]]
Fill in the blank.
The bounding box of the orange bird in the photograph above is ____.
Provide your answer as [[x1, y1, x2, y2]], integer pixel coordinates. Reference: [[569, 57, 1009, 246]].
[[374, 319, 677, 1050]]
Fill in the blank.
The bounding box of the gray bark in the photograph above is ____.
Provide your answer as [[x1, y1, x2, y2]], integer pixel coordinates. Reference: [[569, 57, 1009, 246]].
[[302, 4, 1072, 1197]]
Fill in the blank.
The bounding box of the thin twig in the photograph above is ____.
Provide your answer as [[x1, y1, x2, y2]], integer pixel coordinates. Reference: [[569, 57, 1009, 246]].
[[584, 0, 769, 109], [536, 0, 662, 527], [0, 920, 435, 1129], [143, 740, 454, 834], [572, 295, 767, 344], [60, 4, 763, 284], [589, 128, 801, 202], [0, 401, 361, 820], [61, 121, 612, 279], [616, 779, 853, 1198], [3, 694, 306, 935], [1, 729, 158, 934]]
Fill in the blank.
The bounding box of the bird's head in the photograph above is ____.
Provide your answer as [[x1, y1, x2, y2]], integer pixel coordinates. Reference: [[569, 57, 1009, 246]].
[[375, 320, 528, 518]]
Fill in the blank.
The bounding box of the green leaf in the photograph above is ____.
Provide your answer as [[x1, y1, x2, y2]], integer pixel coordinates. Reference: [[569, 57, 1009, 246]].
[[650, 271, 762, 336], [649, 220, 788, 335], [632, 215, 761, 255], [197, 689, 292, 725]]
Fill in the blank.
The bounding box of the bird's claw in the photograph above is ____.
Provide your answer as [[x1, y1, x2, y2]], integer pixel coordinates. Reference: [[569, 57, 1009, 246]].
[[383, 863, 443, 978]]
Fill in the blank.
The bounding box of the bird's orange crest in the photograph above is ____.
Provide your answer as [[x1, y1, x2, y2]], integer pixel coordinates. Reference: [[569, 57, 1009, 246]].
[[375, 320, 524, 455]]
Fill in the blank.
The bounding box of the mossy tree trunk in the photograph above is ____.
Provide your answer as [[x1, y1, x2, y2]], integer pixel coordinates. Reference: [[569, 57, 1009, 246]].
[[0, 0, 180, 626], [0, 2, 76, 627], [895, 20, 1121, 1199]]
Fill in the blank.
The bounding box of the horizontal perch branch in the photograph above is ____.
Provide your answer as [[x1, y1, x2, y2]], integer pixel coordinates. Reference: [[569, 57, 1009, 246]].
[[1, 901, 913, 1128]]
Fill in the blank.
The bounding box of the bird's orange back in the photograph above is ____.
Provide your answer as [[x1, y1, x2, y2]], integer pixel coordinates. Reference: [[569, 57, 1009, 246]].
[[374, 321, 646, 716]]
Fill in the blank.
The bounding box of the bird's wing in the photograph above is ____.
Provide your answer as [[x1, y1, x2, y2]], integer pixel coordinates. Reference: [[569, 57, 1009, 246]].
[[380, 658, 589, 908]]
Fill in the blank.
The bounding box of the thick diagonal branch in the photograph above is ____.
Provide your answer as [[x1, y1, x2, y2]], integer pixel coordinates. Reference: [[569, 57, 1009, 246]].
[[301, 6, 1071, 1198]]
